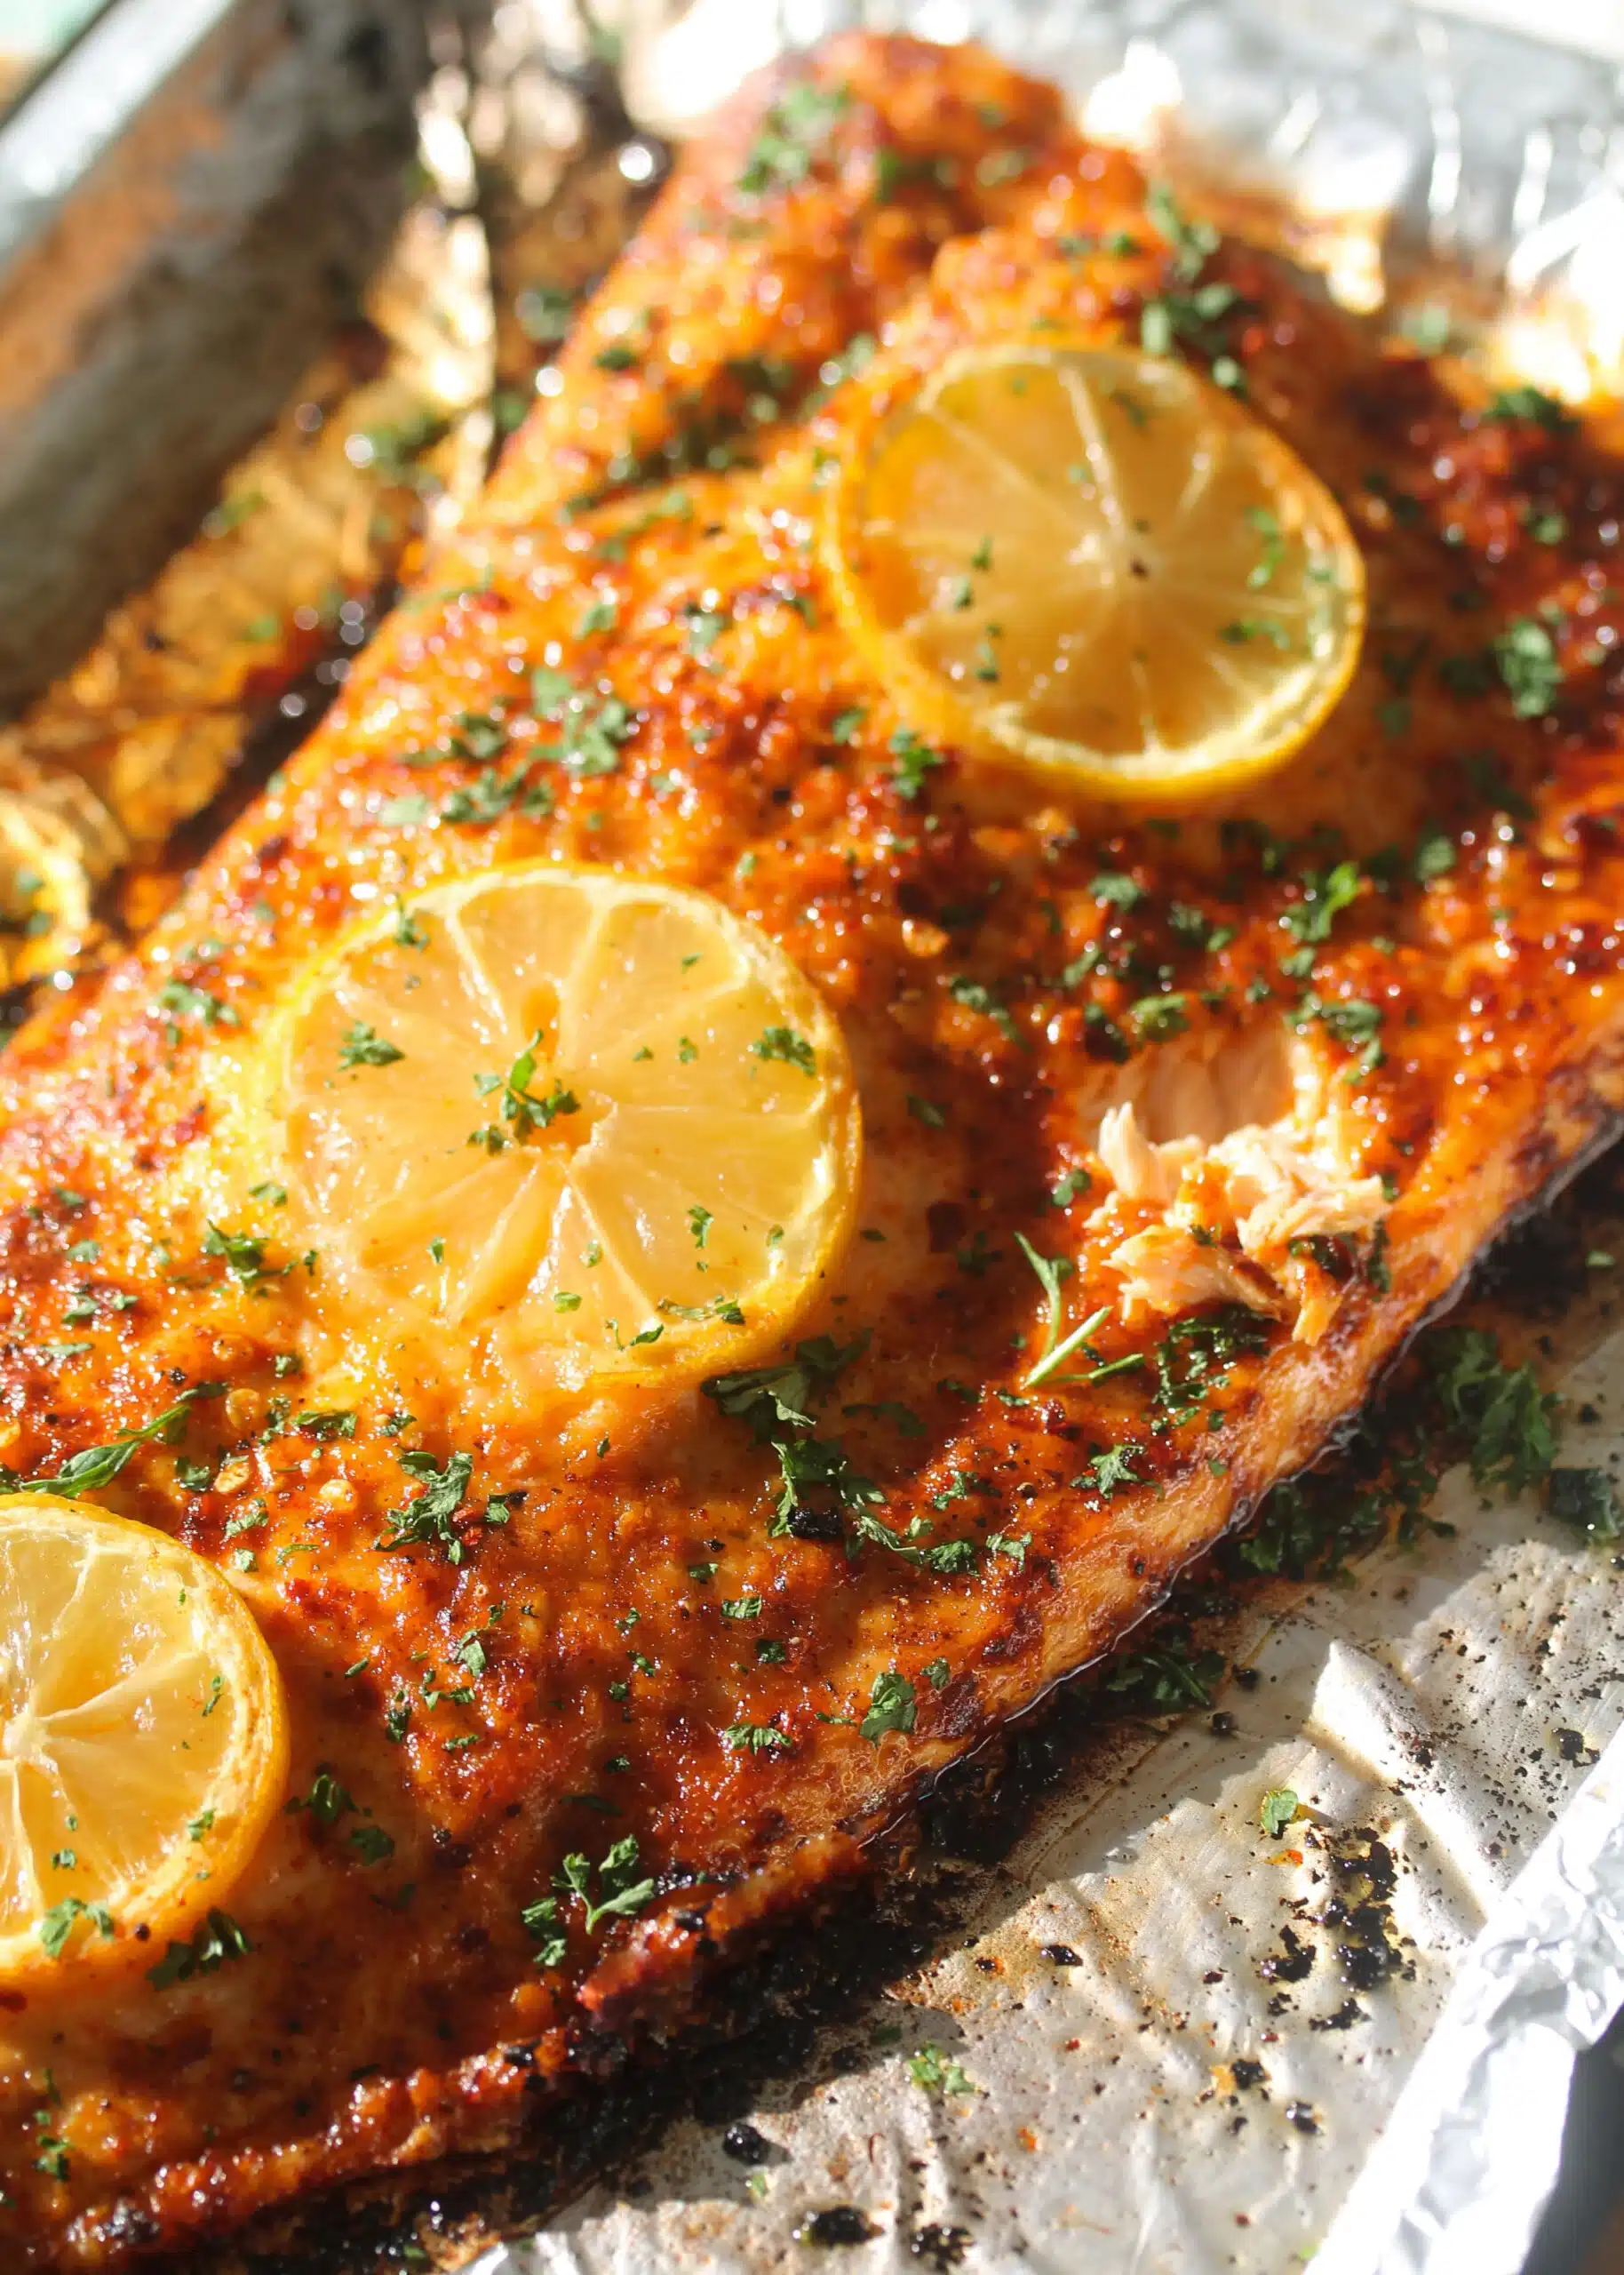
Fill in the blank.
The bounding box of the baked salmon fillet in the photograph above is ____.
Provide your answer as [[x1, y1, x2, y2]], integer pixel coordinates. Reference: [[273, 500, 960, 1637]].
[[1, 31, 1622, 2267]]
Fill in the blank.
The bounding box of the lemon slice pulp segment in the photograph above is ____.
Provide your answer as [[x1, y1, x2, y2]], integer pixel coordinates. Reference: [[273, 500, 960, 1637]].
[[0, 1495, 287, 1988], [824, 342, 1366, 803], [258, 863, 861, 1396]]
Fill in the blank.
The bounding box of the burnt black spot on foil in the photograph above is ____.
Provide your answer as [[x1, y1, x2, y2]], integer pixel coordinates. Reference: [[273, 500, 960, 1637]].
[[1317, 1829, 1413, 1992], [799, 2205, 881, 2246], [1258, 1924, 1315, 1985], [1310, 1999, 1369, 2032], [720, 2120, 772, 2165]]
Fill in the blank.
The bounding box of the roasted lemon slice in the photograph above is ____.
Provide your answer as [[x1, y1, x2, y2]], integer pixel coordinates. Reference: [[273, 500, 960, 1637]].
[[824, 341, 1365, 804], [256, 864, 860, 1395], [0, 1495, 287, 1989]]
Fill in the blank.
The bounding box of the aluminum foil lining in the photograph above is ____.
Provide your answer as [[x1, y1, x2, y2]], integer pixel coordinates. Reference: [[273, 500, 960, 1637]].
[[438, 4, 1624, 2269], [1318, 1712, 1624, 2275]]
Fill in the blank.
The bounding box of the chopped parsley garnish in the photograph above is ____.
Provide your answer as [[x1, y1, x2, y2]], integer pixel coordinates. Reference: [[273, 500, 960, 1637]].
[[522, 1895, 568, 1968], [338, 1021, 403, 1070], [859, 1668, 916, 1744], [1398, 303, 1453, 353], [294, 1409, 354, 1440], [948, 973, 1019, 1044], [1129, 992, 1189, 1042], [441, 767, 550, 826], [35, 2130, 70, 2180], [1493, 616, 1564, 719], [1366, 1223, 1392, 1293], [736, 79, 850, 197], [530, 667, 638, 777], [888, 727, 945, 802], [1105, 1635, 1224, 1711], [378, 792, 432, 828], [960, 1240, 1018, 1291], [554, 1833, 656, 1932], [1282, 859, 1361, 946], [848, 1508, 977, 1575], [1546, 1468, 1621, 1542], [1145, 180, 1219, 280], [1167, 901, 1235, 954], [203, 1224, 283, 1292], [516, 282, 577, 345], [1152, 1305, 1270, 1425], [1260, 1787, 1300, 1839], [705, 1334, 877, 1536], [378, 1448, 475, 1562], [147, 1907, 251, 1990], [20, 1383, 223, 1497], [473, 1033, 578, 1146], [1412, 826, 1456, 884], [659, 1295, 745, 1325], [1246, 505, 1286, 588], [1291, 992, 1384, 1079], [291, 1768, 355, 1824], [1220, 614, 1288, 649], [1483, 384, 1575, 432], [155, 979, 237, 1045], [1138, 186, 1242, 384], [909, 2042, 976, 2095], [1086, 1443, 1142, 1495], [37, 1895, 114, 1960], [1425, 1328, 1556, 1493], [752, 1026, 816, 1075], [721, 1721, 791, 1753], [683, 604, 728, 655]]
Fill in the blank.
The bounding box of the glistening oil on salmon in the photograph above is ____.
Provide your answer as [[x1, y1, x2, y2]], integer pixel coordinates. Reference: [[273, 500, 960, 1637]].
[[0, 28, 1618, 2267]]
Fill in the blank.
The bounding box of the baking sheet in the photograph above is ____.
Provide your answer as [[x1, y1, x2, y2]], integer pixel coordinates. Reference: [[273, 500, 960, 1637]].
[[0, 0, 434, 710], [2, 0, 1618, 2265], [439, 4, 1624, 2271]]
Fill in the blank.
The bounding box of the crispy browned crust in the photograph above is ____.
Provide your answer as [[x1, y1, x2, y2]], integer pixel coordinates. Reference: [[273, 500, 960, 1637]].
[[0, 31, 1621, 2267]]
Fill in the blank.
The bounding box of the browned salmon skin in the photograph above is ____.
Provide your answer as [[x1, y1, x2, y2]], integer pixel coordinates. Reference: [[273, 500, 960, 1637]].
[[0, 32, 1621, 2265]]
